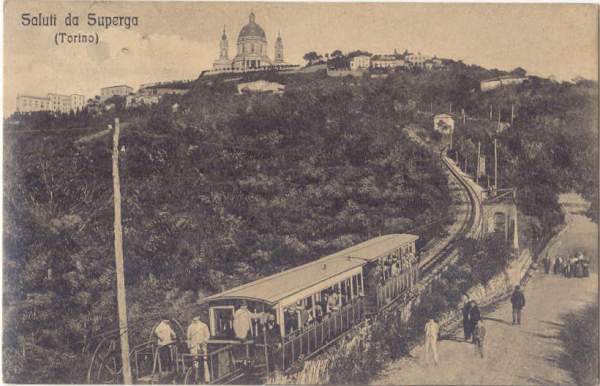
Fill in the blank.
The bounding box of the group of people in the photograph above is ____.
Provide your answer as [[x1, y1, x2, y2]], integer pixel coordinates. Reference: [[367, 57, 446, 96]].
[[284, 289, 348, 335], [380, 253, 418, 283], [462, 299, 486, 358], [153, 315, 211, 381], [151, 301, 284, 381], [542, 251, 590, 278], [422, 285, 527, 365]]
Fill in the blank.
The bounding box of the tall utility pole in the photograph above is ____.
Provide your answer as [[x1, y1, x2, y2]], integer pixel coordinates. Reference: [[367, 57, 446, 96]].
[[476, 141, 481, 185], [449, 103, 452, 114], [430, 102, 433, 113], [497, 110, 501, 132], [112, 118, 132, 384], [494, 138, 498, 194], [511, 103, 515, 126], [489, 104, 493, 120]]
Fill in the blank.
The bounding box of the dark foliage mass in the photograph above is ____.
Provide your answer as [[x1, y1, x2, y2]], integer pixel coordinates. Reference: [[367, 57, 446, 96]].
[[449, 74, 598, 247], [4, 72, 451, 382], [559, 302, 599, 386], [3, 60, 597, 383]]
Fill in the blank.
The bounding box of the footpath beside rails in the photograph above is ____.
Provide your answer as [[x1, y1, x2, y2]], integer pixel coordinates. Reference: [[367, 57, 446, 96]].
[[372, 206, 598, 385]]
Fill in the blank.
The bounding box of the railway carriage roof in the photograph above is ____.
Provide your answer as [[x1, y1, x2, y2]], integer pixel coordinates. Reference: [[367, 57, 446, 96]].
[[203, 234, 418, 306]]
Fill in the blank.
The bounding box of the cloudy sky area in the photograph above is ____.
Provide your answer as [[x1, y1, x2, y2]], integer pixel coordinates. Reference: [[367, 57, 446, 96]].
[[4, 1, 598, 115]]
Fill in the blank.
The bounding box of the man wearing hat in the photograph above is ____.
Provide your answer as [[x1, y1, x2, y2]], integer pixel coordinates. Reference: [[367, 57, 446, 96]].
[[510, 285, 526, 325], [187, 316, 211, 382], [233, 301, 261, 340], [154, 317, 176, 372]]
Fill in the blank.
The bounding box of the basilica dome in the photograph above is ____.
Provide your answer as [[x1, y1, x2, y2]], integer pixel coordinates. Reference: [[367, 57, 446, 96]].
[[238, 13, 266, 40]]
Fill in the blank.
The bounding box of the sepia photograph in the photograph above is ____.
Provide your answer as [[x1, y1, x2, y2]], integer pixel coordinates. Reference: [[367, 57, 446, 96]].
[[2, 1, 599, 384]]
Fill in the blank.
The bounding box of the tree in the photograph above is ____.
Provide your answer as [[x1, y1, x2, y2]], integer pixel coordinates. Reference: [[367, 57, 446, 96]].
[[510, 67, 527, 77], [303, 51, 320, 66], [330, 50, 343, 58]]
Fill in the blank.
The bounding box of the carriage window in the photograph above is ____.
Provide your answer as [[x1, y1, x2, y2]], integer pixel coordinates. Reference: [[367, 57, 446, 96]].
[[212, 306, 234, 338]]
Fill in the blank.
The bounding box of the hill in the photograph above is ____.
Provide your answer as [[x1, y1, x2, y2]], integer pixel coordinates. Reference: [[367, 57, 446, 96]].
[[4, 69, 454, 382], [3, 62, 597, 383]]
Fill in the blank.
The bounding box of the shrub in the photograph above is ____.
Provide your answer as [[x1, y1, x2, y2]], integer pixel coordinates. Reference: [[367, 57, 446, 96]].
[[559, 302, 599, 386]]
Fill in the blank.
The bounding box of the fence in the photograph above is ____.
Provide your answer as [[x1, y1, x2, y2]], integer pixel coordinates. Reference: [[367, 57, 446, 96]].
[[130, 340, 248, 384], [280, 296, 365, 370], [376, 266, 419, 310]]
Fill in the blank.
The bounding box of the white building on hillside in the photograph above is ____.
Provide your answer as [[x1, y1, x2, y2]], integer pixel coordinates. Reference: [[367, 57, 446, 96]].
[[434, 113, 455, 134], [405, 53, 431, 68], [17, 93, 85, 113], [350, 55, 371, 70], [371, 55, 405, 69], [101, 85, 133, 101], [16, 95, 52, 113]]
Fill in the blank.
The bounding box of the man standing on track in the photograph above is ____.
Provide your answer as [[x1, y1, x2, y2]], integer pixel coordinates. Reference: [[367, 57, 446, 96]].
[[510, 285, 526, 325]]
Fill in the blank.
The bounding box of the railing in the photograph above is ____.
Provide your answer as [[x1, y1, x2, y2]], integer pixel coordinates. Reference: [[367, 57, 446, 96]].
[[280, 296, 365, 370], [376, 266, 419, 310], [130, 340, 249, 384], [200, 64, 301, 77]]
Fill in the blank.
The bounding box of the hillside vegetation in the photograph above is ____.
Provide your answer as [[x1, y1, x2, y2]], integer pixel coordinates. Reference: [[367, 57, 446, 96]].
[[3, 62, 597, 382], [4, 70, 453, 382]]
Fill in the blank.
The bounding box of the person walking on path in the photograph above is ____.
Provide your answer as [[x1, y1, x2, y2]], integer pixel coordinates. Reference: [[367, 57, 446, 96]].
[[468, 300, 481, 343], [424, 318, 439, 366], [472, 319, 486, 358], [462, 298, 473, 341], [510, 285, 526, 325], [543, 255, 551, 274]]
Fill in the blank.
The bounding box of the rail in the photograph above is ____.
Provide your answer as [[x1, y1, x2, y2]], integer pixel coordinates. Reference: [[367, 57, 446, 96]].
[[419, 148, 482, 278]]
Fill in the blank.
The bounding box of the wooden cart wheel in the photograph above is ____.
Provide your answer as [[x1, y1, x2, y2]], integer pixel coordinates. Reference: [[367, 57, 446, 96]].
[[87, 336, 122, 384]]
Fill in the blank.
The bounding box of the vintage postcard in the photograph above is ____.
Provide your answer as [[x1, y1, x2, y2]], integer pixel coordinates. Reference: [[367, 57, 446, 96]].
[[3, 1, 599, 384]]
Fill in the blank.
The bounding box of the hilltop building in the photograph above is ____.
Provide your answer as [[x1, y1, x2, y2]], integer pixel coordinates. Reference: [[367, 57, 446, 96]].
[[16, 93, 85, 113], [405, 53, 431, 68], [16, 95, 52, 113], [100, 85, 133, 101], [350, 55, 371, 70], [125, 84, 190, 109], [371, 55, 406, 69], [213, 13, 285, 71]]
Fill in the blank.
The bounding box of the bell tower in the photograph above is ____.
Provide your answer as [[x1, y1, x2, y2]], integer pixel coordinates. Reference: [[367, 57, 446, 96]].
[[220, 26, 229, 60], [274, 31, 284, 64]]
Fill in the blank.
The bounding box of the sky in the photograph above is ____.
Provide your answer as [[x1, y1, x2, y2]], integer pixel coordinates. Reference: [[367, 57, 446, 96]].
[[3, 1, 598, 115]]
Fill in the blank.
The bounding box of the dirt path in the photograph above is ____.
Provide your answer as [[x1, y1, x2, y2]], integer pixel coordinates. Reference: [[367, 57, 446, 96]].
[[372, 210, 597, 385]]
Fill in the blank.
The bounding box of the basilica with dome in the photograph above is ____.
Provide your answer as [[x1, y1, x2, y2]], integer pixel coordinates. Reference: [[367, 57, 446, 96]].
[[213, 13, 285, 71]]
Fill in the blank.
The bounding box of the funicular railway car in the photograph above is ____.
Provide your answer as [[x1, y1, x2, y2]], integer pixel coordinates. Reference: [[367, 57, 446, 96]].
[[86, 234, 420, 385], [203, 234, 420, 378]]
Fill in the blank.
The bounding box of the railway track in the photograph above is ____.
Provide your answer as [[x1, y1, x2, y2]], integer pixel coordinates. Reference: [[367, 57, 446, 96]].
[[419, 148, 482, 278]]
